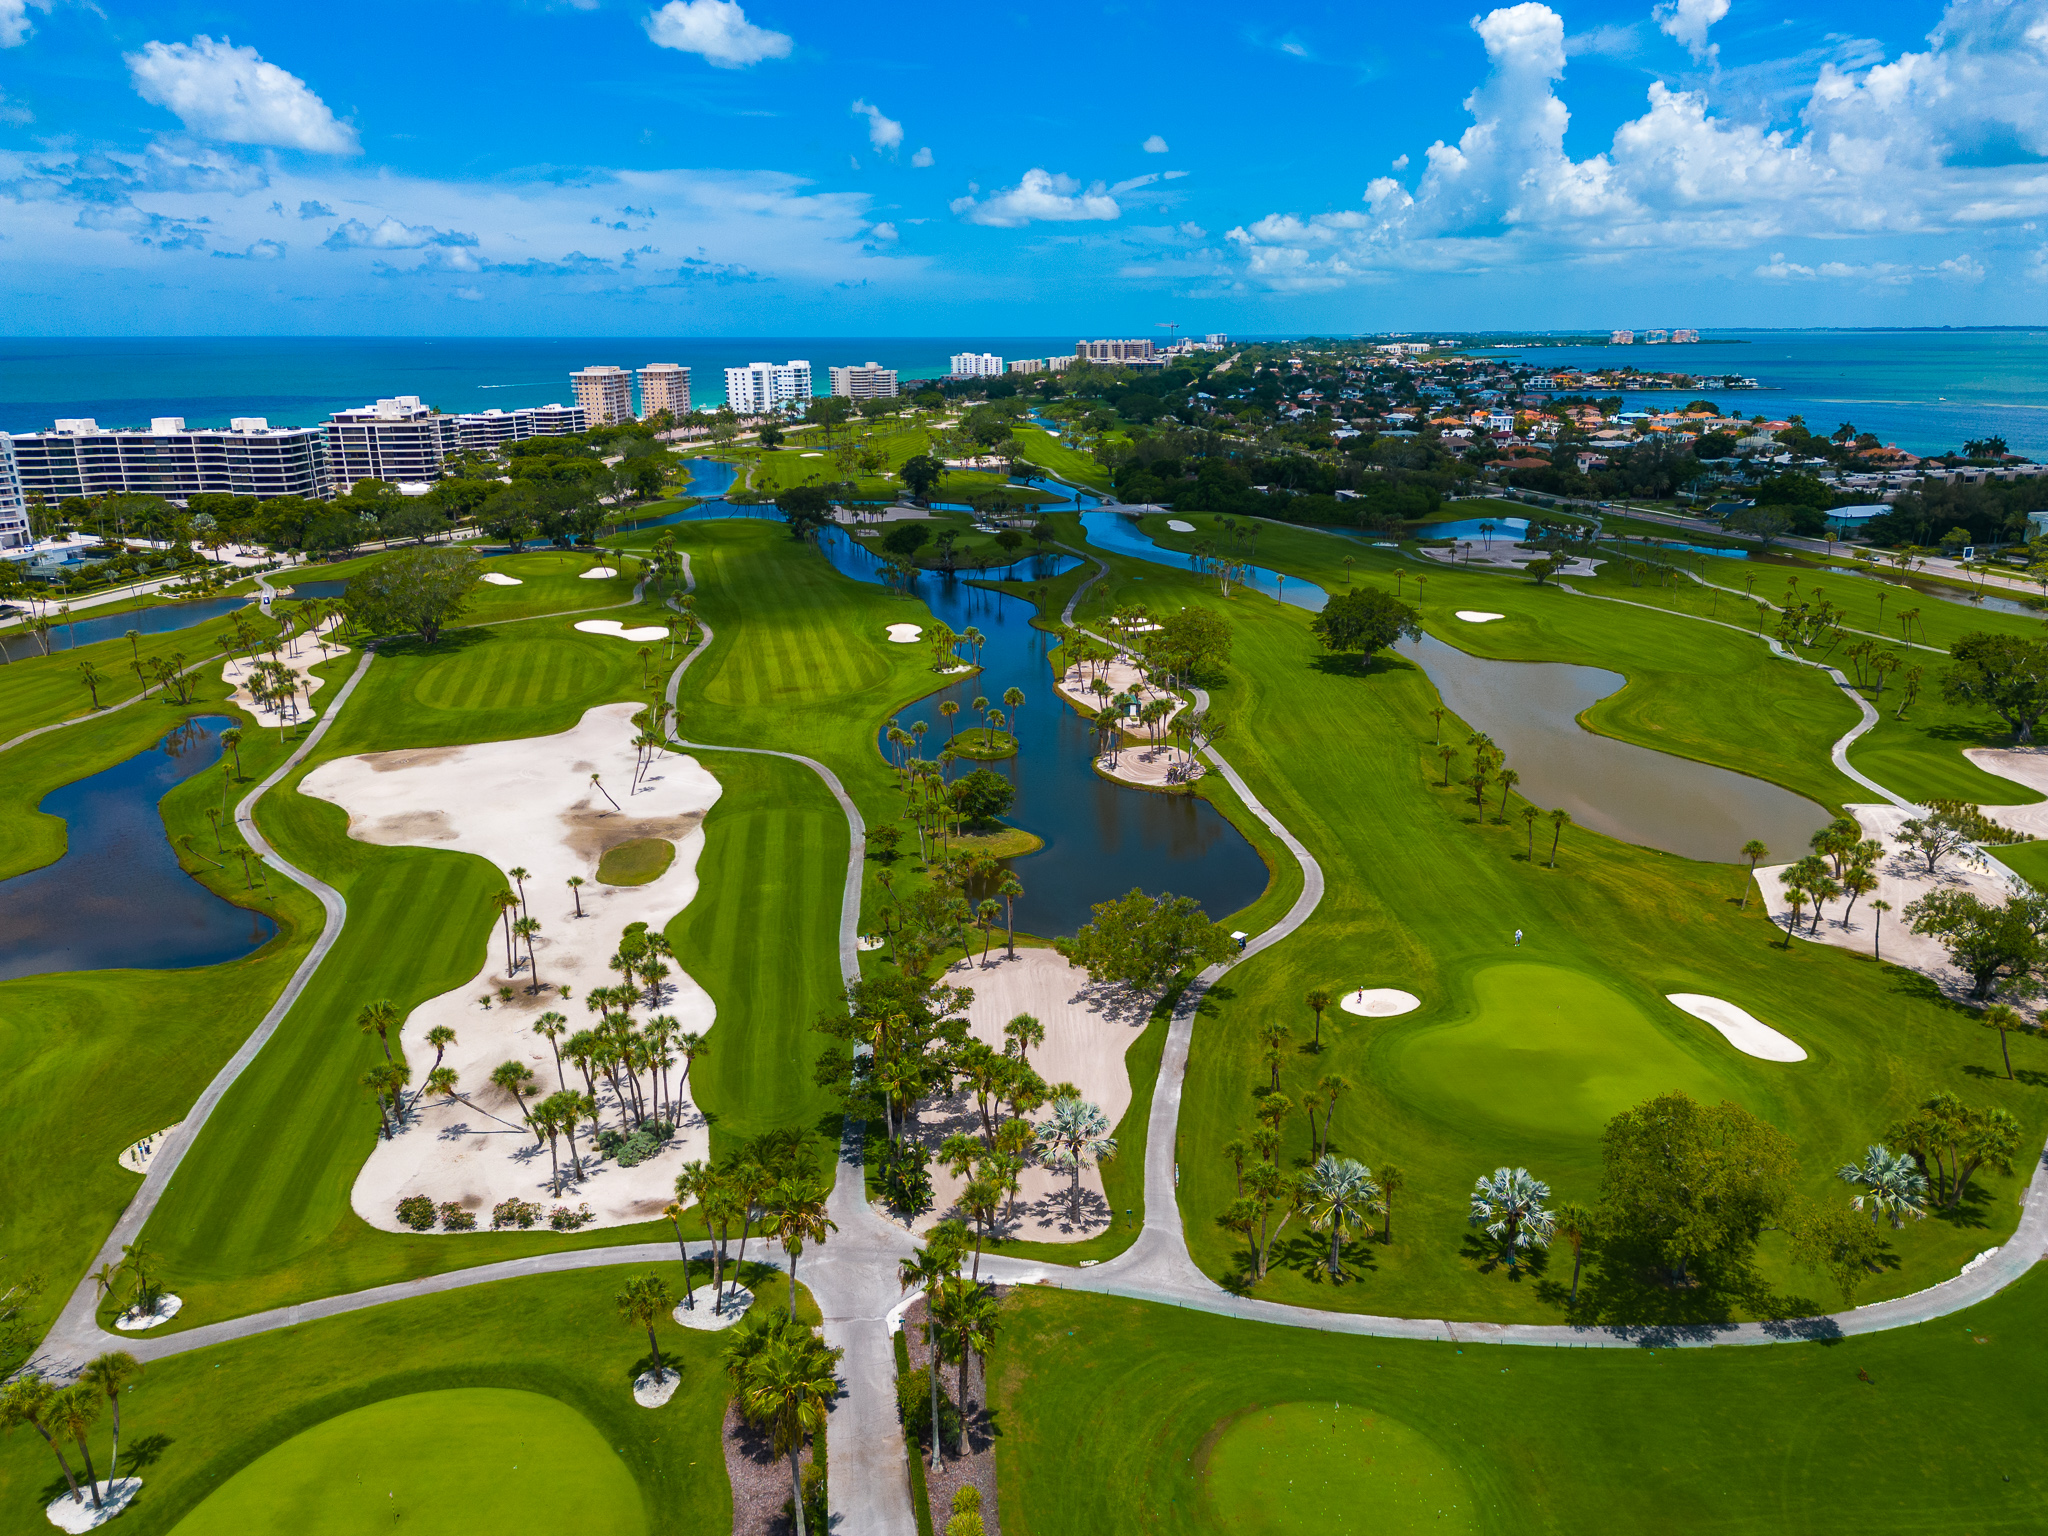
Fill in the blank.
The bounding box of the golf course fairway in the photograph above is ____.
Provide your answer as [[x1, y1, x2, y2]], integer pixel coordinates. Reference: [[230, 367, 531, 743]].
[[1200, 1403, 1478, 1534]]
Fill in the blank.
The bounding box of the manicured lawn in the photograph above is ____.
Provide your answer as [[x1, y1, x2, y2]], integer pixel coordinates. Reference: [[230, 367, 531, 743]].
[[167, 1388, 644, 1536], [991, 1276, 2048, 1535], [598, 836, 677, 886], [465, 549, 643, 623], [0, 605, 278, 740], [1010, 428, 1111, 492], [0, 1265, 811, 1536]]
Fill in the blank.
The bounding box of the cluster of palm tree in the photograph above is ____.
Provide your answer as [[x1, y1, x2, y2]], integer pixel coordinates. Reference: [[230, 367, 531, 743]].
[[664, 1132, 833, 1318], [1, 1351, 144, 1515], [629, 698, 678, 790], [1770, 815, 1886, 937], [1884, 1092, 2021, 1212], [897, 1222, 1002, 1473]]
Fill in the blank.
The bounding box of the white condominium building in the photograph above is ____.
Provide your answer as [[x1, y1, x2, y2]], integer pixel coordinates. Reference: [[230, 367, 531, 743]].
[[451, 404, 588, 454], [1609, 330, 1635, 345], [9, 417, 333, 504], [571, 365, 635, 427], [1007, 358, 1045, 375], [1076, 339, 1155, 363], [0, 433, 28, 551], [325, 397, 461, 490], [724, 361, 814, 415], [636, 364, 692, 418], [950, 352, 1004, 378], [828, 362, 899, 400]]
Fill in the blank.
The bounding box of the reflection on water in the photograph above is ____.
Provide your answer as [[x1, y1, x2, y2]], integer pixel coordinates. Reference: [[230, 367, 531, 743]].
[[7, 596, 251, 655], [1078, 512, 1329, 612], [286, 581, 350, 601], [814, 528, 1271, 937], [0, 715, 278, 981], [1395, 633, 1833, 863]]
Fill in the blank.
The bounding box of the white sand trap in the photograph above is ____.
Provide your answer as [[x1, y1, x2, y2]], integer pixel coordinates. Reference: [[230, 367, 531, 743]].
[[45, 1479, 142, 1532], [858, 935, 887, 952], [116, 1295, 182, 1330], [580, 565, 620, 579], [1667, 994, 1807, 1062], [1455, 611, 1506, 623], [801, 451, 824, 458], [913, 950, 1153, 1243], [119, 1122, 183, 1174], [302, 703, 723, 1233], [633, 1368, 681, 1408], [1167, 519, 1196, 532], [575, 619, 670, 642], [1340, 987, 1420, 1018], [482, 571, 524, 586], [222, 613, 345, 731], [886, 624, 923, 642], [674, 1285, 753, 1330], [1961, 749, 2048, 838]]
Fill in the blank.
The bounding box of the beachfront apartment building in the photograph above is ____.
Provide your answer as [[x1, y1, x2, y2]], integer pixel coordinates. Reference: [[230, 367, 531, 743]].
[[451, 404, 588, 454], [571, 365, 635, 427], [0, 434, 28, 551], [1609, 330, 1635, 345], [325, 397, 462, 489], [636, 365, 692, 419], [828, 362, 899, 400], [950, 352, 1004, 378], [9, 417, 334, 504], [1076, 339, 1155, 363], [724, 361, 813, 415]]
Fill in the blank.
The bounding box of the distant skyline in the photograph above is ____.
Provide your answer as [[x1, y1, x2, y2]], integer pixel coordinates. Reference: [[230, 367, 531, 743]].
[[2, 0, 2046, 333]]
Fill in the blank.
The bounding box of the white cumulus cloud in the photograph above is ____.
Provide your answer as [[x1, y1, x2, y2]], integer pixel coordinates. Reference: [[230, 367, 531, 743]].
[[1654, 0, 1729, 63], [951, 168, 1121, 227], [126, 36, 359, 154], [1143, 134, 1169, 153], [0, 0, 50, 48], [911, 146, 934, 168], [323, 216, 478, 251], [851, 99, 902, 152], [643, 0, 791, 68]]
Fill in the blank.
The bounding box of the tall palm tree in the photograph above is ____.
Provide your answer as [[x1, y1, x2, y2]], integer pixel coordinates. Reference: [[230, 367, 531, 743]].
[[566, 875, 586, 917], [931, 1274, 1000, 1458], [355, 999, 400, 1062], [737, 1332, 842, 1536], [362, 1061, 410, 1137], [79, 1353, 141, 1486], [1547, 807, 1571, 868], [1002, 685, 1025, 749], [1301, 1155, 1381, 1280], [492, 1060, 540, 1134], [507, 866, 532, 914], [48, 1386, 103, 1509], [994, 873, 1025, 957], [1522, 804, 1539, 859], [1495, 767, 1520, 820], [1980, 1003, 2024, 1080], [1037, 1096, 1116, 1224], [1836, 1144, 1929, 1227], [1304, 988, 1332, 1051], [766, 1175, 838, 1319], [938, 699, 959, 742], [220, 726, 244, 779], [1468, 1166, 1555, 1272], [529, 1101, 564, 1193], [1, 1376, 85, 1507], [898, 1230, 964, 1467], [617, 1273, 676, 1383], [77, 657, 105, 709], [514, 916, 543, 990], [533, 1011, 569, 1090], [493, 890, 520, 971], [1552, 1201, 1595, 1305]]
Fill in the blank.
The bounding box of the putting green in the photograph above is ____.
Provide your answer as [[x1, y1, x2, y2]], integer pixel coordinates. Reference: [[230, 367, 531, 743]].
[[1387, 963, 1740, 1141], [598, 836, 677, 886], [1200, 1402, 1476, 1534], [167, 1387, 644, 1536]]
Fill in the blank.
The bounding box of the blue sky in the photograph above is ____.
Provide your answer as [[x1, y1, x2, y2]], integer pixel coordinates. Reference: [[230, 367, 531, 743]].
[[2, 0, 2046, 333]]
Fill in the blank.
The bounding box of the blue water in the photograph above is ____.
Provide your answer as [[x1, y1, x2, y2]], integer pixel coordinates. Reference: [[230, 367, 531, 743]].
[[1079, 512, 1328, 612], [0, 715, 279, 980], [6, 595, 252, 655], [1493, 329, 2048, 459], [1603, 539, 1751, 561], [285, 581, 350, 600], [807, 527, 1270, 937], [1416, 517, 1531, 543]]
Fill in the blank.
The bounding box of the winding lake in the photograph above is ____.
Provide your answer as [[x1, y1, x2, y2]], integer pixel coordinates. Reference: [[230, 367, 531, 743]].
[[0, 715, 279, 981], [4, 596, 252, 656]]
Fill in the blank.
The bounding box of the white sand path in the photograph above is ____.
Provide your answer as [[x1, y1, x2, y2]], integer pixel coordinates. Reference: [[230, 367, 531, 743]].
[[221, 615, 345, 731], [1340, 987, 1419, 1018], [482, 572, 523, 586], [301, 704, 723, 1233], [575, 619, 671, 642], [1666, 994, 1808, 1062], [909, 950, 1152, 1243]]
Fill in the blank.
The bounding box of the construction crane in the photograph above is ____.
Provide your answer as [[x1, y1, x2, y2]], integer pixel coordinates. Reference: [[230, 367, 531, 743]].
[[1156, 322, 1181, 348]]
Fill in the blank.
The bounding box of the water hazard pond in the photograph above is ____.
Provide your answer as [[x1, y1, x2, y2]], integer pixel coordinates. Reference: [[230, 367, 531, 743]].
[[0, 715, 278, 981]]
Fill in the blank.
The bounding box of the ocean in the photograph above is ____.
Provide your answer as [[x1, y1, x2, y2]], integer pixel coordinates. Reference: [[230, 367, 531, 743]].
[[2, 329, 2043, 460]]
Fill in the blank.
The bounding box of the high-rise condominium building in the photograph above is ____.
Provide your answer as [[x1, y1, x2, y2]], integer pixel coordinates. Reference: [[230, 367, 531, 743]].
[[949, 352, 1004, 378], [828, 362, 899, 400], [636, 364, 692, 419], [1204, 333, 1229, 346], [1006, 358, 1045, 376], [571, 365, 635, 427], [9, 417, 333, 504], [1076, 339, 1156, 363], [723, 361, 813, 415], [325, 397, 462, 489], [0, 433, 29, 552], [450, 404, 588, 454], [1609, 330, 1635, 345]]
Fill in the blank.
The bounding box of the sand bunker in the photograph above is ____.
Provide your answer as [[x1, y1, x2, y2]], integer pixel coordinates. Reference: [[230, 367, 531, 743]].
[[575, 619, 670, 642], [482, 572, 524, 586], [580, 565, 620, 579], [1961, 749, 2048, 839], [801, 452, 824, 458], [1167, 519, 1196, 532], [1455, 611, 1505, 623], [911, 950, 1153, 1243], [222, 614, 345, 731], [46, 1478, 143, 1533], [1340, 988, 1420, 1018], [887, 624, 923, 642], [1666, 994, 1807, 1062], [115, 1295, 182, 1330], [633, 1369, 681, 1408], [302, 703, 723, 1233]]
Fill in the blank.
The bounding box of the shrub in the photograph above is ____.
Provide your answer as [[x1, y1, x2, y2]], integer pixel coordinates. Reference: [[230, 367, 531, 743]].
[[951, 1487, 981, 1515], [945, 1514, 984, 1536], [595, 1128, 627, 1158], [395, 1195, 436, 1231], [438, 1202, 477, 1232], [883, 1144, 934, 1216], [896, 1366, 960, 1447], [615, 1126, 671, 1168], [491, 1197, 542, 1230], [549, 1203, 595, 1231]]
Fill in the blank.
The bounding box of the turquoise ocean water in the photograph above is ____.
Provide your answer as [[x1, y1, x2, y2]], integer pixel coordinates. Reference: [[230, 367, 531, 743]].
[[1, 329, 2043, 458]]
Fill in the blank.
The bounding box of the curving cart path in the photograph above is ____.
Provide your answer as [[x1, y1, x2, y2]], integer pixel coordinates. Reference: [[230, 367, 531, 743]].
[[26, 539, 2048, 1536]]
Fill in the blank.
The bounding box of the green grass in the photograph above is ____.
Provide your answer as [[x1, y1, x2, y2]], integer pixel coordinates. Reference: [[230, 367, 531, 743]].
[[166, 1388, 644, 1536], [0, 1265, 817, 1536], [0, 606, 281, 740], [992, 1276, 2048, 1535], [597, 837, 677, 886], [1011, 428, 1112, 492], [464, 550, 643, 624]]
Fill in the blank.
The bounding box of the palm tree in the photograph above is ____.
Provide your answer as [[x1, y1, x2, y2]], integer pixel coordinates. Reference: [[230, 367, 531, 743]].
[[508, 865, 532, 914], [766, 1175, 837, 1319], [1301, 1155, 1381, 1280], [221, 726, 245, 779], [355, 998, 400, 1062], [514, 916, 544, 990], [1037, 1095, 1116, 1224], [533, 1011, 569, 1090], [1467, 1166, 1555, 1272], [1495, 767, 1520, 820], [78, 657, 105, 709], [939, 699, 959, 741], [422, 1025, 457, 1075], [1002, 1011, 1043, 1070], [1552, 1201, 1595, 1305], [931, 1274, 1001, 1457], [1980, 1003, 2024, 1079], [1836, 1144, 1929, 1228], [737, 1332, 842, 1536], [1522, 804, 1539, 859], [1737, 839, 1771, 908], [48, 1386, 104, 1509], [1547, 807, 1571, 868], [492, 1059, 540, 1134], [1871, 898, 1892, 958], [567, 875, 586, 917], [1002, 685, 1025, 748], [79, 1352, 141, 1486], [1438, 744, 1459, 786], [995, 873, 1025, 957], [1305, 988, 1332, 1051], [1, 1376, 86, 1507], [617, 1273, 676, 1384], [363, 1061, 410, 1137], [529, 1101, 565, 1192], [898, 1232, 964, 1468]]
